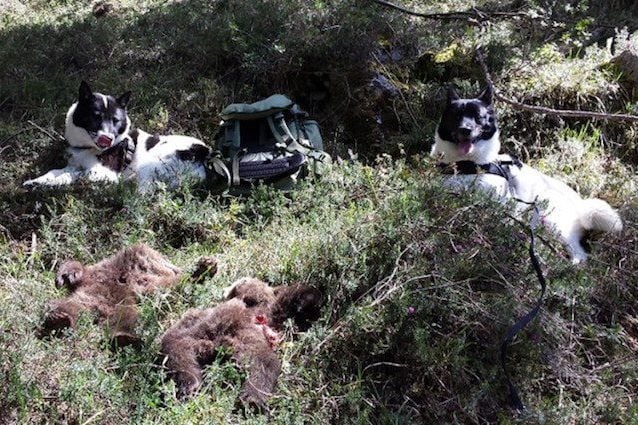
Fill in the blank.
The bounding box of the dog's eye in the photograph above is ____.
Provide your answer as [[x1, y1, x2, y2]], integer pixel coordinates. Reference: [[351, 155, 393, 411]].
[[113, 118, 120, 124]]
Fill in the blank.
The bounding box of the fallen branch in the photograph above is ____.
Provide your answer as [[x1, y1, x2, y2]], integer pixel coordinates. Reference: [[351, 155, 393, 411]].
[[27, 120, 65, 142], [496, 93, 638, 123], [476, 48, 638, 123], [371, 0, 530, 21], [374, 1, 638, 122]]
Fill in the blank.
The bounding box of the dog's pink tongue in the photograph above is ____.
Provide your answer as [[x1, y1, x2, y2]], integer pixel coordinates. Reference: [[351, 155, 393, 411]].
[[97, 135, 112, 148], [458, 141, 473, 155]]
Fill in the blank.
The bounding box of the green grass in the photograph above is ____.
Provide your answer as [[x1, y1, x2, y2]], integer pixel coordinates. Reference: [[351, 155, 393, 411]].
[[2, 1, 638, 424]]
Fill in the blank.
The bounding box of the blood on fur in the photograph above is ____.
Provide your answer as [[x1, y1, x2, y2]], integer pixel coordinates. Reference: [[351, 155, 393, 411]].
[[159, 277, 323, 409]]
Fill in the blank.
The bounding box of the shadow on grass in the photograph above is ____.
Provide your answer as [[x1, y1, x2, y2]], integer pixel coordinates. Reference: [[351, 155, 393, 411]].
[[0, 0, 394, 241]]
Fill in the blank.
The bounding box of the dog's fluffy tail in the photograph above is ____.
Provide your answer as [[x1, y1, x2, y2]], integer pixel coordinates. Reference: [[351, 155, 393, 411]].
[[578, 199, 623, 233]]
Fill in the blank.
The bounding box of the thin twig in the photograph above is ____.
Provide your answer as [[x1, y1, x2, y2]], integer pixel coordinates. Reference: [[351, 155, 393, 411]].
[[362, 362, 407, 374], [413, 277, 469, 292], [504, 212, 561, 256], [476, 48, 638, 123], [372, 52, 422, 132], [27, 120, 65, 142], [312, 246, 413, 355], [80, 410, 104, 425], [0, 128, 33, 147], [357, 245, 412, 304], [496, 95, 638, 123], [371, 0, 530, 21]]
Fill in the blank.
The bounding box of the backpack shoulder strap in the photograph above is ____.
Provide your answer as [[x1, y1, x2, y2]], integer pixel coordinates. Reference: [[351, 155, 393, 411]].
[[266, 113, 313, 153], [205, 153, 232, 189]]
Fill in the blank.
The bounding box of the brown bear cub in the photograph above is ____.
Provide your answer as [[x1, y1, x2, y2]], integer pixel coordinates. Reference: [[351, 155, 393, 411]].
[[160, 277, 323, 408], [40, 243, 217, 348]]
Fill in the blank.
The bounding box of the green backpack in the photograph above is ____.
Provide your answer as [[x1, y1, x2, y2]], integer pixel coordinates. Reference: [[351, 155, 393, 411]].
[[209, 94, 330, 191]]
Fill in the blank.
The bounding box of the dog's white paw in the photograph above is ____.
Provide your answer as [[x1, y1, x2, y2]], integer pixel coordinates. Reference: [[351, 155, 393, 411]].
[[23, 177, 50, 187], [23, 169, 78, 187], [86, 169, 119, 183], [571, 255, 587, 266]]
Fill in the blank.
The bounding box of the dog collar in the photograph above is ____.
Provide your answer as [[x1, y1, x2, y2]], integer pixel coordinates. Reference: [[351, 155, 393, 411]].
[[437, 157, 522, 180]]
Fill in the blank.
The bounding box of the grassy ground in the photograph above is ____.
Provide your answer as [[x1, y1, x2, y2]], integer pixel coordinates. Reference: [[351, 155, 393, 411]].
[[1, 0, 638, 424]]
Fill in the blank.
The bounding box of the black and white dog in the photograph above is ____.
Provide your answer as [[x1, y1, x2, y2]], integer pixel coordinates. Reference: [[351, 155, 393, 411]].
[[24, 81, 211, 192], [431, 85, 622, 264]]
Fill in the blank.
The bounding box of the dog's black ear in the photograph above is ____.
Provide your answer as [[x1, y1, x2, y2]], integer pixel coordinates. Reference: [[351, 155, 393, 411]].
[[447, 86, 460, 104], [117, 91, 132, 108], [478, 84, 493, 105], [79, 81, 93, 103]]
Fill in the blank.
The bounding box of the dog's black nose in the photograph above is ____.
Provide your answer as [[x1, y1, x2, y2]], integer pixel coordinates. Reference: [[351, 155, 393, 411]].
[[458, 127, 472, 136]]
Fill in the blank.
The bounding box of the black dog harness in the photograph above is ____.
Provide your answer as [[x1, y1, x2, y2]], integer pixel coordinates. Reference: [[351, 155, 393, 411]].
[[436, 157, 523, 181]]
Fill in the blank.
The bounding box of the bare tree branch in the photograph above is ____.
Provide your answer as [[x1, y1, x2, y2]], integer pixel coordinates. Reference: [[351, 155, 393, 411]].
[[372, 0, 638, 123], [371, 0, 530, 21], [27, 120, 66, 142], [476, 49, 638, 123], [494, 94, 638, 123]]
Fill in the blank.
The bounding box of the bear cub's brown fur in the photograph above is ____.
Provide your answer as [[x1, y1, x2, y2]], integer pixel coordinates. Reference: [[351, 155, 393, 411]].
[[160, 277, 322, 408], [41, 243, 217, 348]]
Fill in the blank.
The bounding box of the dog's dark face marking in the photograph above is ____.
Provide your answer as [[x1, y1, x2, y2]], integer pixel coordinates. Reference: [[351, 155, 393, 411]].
[[437, 86, 497, 153], [72, 81, 131, 149]]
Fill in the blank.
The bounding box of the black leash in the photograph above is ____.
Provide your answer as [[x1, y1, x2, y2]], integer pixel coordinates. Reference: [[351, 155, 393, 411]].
[[436, 158, 548, 410], [499, 202, 547, 411]]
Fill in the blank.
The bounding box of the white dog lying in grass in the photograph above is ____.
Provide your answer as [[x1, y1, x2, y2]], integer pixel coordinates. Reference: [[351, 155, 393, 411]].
[[431, 86, 622, 264], [24, 81, 211, 192]]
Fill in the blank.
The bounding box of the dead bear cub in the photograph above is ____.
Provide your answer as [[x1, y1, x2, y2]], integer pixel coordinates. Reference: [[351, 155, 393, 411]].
[[41, 243, 217, 348], [160, 277, 323, 408]]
